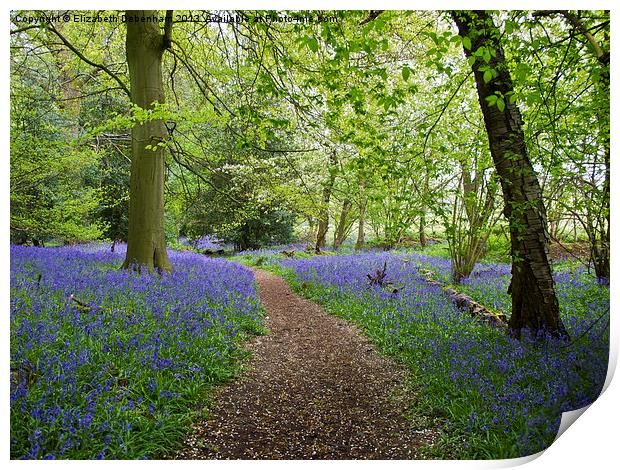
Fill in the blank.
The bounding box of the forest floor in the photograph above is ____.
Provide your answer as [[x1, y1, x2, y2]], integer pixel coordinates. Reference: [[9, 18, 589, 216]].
[[173, 268, 437, 459]]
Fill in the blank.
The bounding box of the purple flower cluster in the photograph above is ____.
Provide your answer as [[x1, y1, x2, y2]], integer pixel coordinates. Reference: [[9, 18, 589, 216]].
[[10, 244, 263, 459], [279, 253, 609, 457]]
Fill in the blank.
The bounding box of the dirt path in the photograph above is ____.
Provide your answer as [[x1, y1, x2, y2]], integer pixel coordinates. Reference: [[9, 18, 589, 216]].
[[174, 269, 436, 459]]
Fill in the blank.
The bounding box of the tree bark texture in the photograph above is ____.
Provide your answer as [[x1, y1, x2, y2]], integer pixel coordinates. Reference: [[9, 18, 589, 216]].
[[122, 10, 172, 272], [333, 199, 353, 250], [594, 32, 610, 283], [452, 10, 568, 339], [315, 151, 338, 252], [356, 177, 367, 250], [418, 174, 429, 247]]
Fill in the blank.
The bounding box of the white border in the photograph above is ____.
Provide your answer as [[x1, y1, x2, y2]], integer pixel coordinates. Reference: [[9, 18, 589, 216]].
[[3, 2, 617, 468]]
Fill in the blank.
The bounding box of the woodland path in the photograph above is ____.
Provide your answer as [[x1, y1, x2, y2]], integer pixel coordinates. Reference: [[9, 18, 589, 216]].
[[174, 268, 436, 459]]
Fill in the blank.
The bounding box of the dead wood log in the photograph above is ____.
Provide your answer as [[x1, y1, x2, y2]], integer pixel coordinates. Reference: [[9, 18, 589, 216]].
[[415, 268, 507, 328]]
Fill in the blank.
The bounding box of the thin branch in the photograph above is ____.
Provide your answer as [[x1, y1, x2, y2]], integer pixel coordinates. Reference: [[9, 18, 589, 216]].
[[360, 10, 385, 26], [167, 140, 244, 206], [45, 22, 131, 98], [419, 70, 473, 161], [533, 10, 608, 65], [10, 24, 40, 35]]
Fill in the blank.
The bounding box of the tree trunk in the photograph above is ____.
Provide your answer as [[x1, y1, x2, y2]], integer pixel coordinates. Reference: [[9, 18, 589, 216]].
[[122, 10, 172, 272], [594, 45, 610, 283], [595, 142, 610, 283], [599, 31, 610, 284], [356, 178, 366, 251], [315, 187, 331, 251], [452, 10, 567, 339], [45, 24, 82, 136], [417, 170, 430, 247], [315, 151, 338, 252], [451, 158, 496, 283], [333, 199, 353, 250], [419, 212, 427, 247], [306, 216, 316, 242], [574, 11, 610, 283]]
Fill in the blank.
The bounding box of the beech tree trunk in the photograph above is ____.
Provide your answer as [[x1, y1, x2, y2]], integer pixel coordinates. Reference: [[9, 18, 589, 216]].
[[122, 10, 172, 272], [452, 10, 568, 339]]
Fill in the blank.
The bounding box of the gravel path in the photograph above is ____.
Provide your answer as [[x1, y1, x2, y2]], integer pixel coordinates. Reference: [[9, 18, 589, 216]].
[[174, 268, 436, 459]]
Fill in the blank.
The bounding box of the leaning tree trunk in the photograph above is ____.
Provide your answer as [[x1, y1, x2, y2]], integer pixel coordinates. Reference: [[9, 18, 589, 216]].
[[452, 10, 567, 339], [315, 151, 338, 252], [315, 186, 332, 251], [355, 177, 367, 250], [419, 173, 429, 247], [122, 10, 172, 272], [333, 199, 353, 250]]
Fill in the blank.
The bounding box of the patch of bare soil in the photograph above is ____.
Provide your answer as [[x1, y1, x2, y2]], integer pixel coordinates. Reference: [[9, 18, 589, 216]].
[[173, 269, 436, 459]]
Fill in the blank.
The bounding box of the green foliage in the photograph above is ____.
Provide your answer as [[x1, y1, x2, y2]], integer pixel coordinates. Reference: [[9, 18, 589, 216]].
[[9, 8, 611, 459], [10, 20, 133, 245], [10, 113, 105, 244], [227, 208, 297, 251], [10, 9, 608, 266], [482, 229, 512, 263]]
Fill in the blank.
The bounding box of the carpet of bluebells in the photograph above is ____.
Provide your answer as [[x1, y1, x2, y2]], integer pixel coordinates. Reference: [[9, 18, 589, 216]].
[[10, 243, 264, 459], [277, 252, 609, 458]]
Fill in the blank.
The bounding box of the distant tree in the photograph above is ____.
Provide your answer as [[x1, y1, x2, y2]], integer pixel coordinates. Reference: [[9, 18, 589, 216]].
[[355, 176, 367, 250], [9, 42, 103, 245], [179, 169, 297, 252], [531, 10, 610, 283], [96, 148, 130, 244], [232, 209, 296, 251]]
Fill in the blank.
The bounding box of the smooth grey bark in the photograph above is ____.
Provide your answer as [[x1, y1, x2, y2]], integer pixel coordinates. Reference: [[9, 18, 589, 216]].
[[122, 10, 172, 272]]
